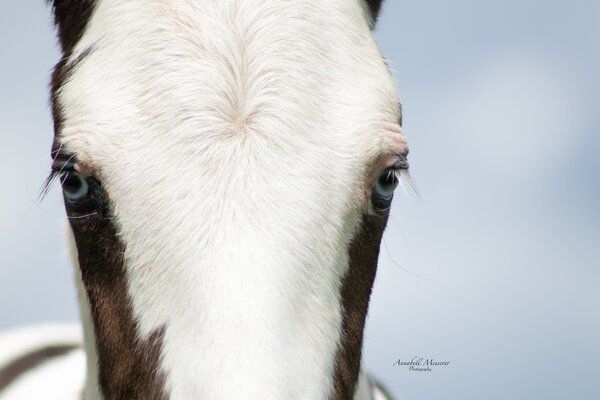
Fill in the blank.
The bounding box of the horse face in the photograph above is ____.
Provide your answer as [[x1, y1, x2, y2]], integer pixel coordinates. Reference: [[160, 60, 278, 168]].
[[50, 1, 407, 397]]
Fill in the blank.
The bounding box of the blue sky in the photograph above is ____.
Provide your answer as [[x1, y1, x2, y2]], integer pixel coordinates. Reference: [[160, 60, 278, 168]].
[[1, 1, 598, 399]]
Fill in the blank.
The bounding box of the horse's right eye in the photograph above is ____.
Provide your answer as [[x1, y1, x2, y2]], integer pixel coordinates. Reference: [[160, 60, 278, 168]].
[[373, 169, 400, 202], [60, 172, 90, 202]]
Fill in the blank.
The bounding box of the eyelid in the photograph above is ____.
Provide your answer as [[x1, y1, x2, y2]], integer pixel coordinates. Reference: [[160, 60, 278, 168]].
[[382, 153, 409, 172], [51, 153, 76, 173], [391, 155, 409, 170]]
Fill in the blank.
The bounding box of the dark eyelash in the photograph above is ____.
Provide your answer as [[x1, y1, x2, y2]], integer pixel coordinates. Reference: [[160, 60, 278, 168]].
[[38, 171, 59, 201], [38, 154, 76, 201], [392, 154, 409, 171]]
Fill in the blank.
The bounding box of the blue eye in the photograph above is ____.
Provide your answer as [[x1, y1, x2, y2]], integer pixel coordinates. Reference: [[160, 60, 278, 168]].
[[374, 169, 400, 201], [61, 172, 89, 202]]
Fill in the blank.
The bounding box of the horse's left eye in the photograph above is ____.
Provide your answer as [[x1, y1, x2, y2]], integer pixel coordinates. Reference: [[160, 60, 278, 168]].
[[60, 172, 90, 202], [373, 169, 400, 202]]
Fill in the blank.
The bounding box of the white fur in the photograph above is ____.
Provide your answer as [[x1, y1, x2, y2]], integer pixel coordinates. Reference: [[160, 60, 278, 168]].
[[55, 0, 406, 398], [0, 323, 81, 369], [0, 347, 85, 400], [355, 371, 373, 400], [0, 324, 84, 400]]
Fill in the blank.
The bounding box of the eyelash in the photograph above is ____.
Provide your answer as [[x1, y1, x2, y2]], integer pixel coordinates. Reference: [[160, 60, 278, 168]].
[[370, 154, 412, 211], [39, 157, 76, 201], [39, 154, 105, 217]]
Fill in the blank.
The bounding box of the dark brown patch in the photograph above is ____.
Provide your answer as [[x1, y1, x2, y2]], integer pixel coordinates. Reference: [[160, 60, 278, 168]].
[[331, 209, 391, 400], [0, 345, 78, 392], [365, 0, 384, 27], [67, 205, 168, 400], [48, 0, 96, 54]]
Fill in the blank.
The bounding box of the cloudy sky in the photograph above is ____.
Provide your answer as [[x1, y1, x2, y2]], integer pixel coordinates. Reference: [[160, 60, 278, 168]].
[[1, 1, 598, 399]]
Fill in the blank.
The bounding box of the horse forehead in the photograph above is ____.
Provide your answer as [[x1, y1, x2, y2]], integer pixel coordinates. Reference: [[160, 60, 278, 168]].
[[57, 0, 400, 177]]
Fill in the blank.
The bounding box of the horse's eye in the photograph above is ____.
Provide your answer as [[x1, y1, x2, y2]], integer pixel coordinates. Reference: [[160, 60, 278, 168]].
[[60, 172, 89, 202], [373, 169, 400, 202]]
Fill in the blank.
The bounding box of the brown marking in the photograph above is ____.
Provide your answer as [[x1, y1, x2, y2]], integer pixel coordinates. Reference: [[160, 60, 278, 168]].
[[50, 42, 168, 400], [0, 345, 78, 392], [331, 209, 391, 400], [48, 0, 96, 54], [366, 0, 384, 27], [66, 203, 168, 400]]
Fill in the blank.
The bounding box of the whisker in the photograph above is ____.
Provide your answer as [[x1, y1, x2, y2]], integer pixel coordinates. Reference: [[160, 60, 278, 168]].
[[382, 236, 463, 301], [67, 212, 98, 220], [396, 170, 420, 199], [388, 214, 415, 264]]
